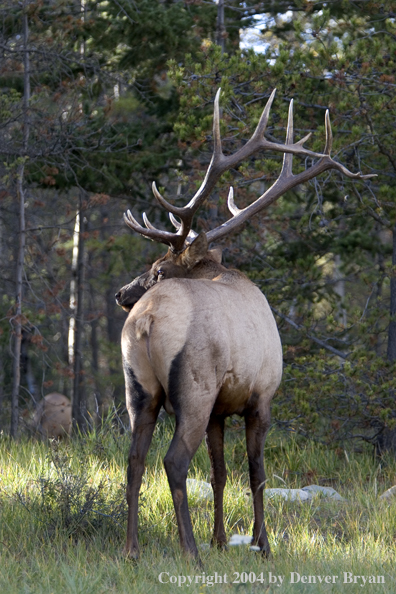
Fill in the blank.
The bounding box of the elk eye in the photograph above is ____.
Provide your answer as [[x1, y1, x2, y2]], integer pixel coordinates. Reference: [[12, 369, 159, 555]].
[[157, 269, 165, 279]]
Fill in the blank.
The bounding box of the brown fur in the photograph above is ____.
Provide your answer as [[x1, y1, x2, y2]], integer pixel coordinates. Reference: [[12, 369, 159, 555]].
[[117, 233, 283, 560], [32, 393, 72, 439]]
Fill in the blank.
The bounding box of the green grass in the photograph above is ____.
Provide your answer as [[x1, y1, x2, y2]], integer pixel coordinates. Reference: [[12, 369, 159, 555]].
[[1, 418, 396, 593]]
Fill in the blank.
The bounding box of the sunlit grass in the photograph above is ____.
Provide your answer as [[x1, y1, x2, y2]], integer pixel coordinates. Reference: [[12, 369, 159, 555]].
[[1, 418, 396, 592]]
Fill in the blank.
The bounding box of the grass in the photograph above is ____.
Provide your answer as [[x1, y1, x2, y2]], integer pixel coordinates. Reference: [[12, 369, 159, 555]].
[[1, 417, 396, 593]]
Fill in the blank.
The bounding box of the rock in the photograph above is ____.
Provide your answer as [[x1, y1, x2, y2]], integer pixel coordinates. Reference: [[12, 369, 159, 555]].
[[229, 534, 253, 546], [261, 485, 345, 503], [264, 488, 311, 502], [186, 479, 213, 502], [228, 534, 266, 551], [379, 485, 396, 500], [302, 484, 345, 501]]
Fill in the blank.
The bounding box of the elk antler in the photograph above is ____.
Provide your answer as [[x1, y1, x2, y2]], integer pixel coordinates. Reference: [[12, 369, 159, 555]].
[[124, 89, 375, 252]]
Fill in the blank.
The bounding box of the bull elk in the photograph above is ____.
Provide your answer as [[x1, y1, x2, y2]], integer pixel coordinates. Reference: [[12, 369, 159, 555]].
[[115, 89, 374, 559]]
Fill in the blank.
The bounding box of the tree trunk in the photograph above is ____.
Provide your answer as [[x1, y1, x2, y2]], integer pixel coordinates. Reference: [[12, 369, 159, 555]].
[[10, 173, 26, 437], [334, 254, 347, 329], [215, 0, 225, 53], [0, 353, 4, 430], [71, 198, 87, 431], [387, 223, 396, 361], [376, 223, 396, 454], [10, 5, 30, 437], [21, 331, 37, 402], [89, 279, 102, 413]]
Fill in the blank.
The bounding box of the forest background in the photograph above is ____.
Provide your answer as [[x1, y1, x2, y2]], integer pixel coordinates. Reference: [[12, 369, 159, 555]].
[[1, 0, 395, 452]]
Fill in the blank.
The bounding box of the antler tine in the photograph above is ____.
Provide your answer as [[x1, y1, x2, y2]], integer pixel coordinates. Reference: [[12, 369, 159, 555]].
[[227, 187, 241, 216], [169, 212, 198, 243], [296, 132, 312, 146], [213, 88, 223, 157], [124, 209, 143, 232], [169, 212, 181, 230], [286, 99, 294, 144], [321, 110, 376, 179], [152, 182, 183, 216], [142, 212, 155, 230], [324, 110, 333, 156], [251, 88, 277, 140], [281, 99, 294, 178]]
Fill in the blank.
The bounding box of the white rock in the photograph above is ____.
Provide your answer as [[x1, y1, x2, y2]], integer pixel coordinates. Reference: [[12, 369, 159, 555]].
[[379, 485, 396, 500], [229, 534, 253, 546], [186, 479, 213, 501], [264, 488, 311, 502], [302, 484, 345, 501]]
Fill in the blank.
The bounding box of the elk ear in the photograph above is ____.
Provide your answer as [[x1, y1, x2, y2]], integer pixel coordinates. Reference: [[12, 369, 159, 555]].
[[181, 231, 208, 270], [208, 247, 222, 264]]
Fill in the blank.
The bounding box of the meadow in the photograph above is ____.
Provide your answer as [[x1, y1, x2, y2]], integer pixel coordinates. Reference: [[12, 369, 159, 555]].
[[1, 416, 396, 593]]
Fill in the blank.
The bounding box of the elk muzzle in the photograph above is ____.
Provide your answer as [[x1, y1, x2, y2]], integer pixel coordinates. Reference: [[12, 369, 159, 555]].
[[115, 270, 155, 311], [115, 283, 147, 311]]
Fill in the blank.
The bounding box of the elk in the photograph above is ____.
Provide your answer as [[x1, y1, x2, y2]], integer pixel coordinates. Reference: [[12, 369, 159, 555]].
[[115, 89, 374, 560], [32, 393, 72, 439]]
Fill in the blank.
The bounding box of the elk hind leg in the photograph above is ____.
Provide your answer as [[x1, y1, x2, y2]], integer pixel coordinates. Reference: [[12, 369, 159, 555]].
[[245, 403, 271, 556], [124, 371, 162, 560], [164, 417, 211, 558], [125, 407, 160, 559], [206, 414, 227, 548]]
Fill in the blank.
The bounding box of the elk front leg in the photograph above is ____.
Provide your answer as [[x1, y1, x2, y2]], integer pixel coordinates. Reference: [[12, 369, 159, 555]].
[[206, 414, 227, 548], [245, 406, 271, 557], [124, 406, 160, 559]]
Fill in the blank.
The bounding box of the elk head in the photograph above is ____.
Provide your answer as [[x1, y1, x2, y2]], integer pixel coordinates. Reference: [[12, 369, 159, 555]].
[[115, 232, 224, 311], [116, 88, 375, 311]]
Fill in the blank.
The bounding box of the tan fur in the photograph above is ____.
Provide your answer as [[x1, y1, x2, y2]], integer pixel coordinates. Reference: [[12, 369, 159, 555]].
[[135, 313, 154, 341], [32, 393, 72, 439], [123, 275, 282, 414], [123, 282, 191, 395]]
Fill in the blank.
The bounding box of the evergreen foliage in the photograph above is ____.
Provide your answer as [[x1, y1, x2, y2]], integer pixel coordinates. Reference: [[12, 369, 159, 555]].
[[1, 0, 395, 450]]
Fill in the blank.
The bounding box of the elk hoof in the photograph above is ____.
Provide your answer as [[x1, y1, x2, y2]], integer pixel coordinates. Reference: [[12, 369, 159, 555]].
[[194, 555, 204, 569], [210, 538, 228, 551], [123, 546, 139, 561], [258, 546, 271, 558]]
